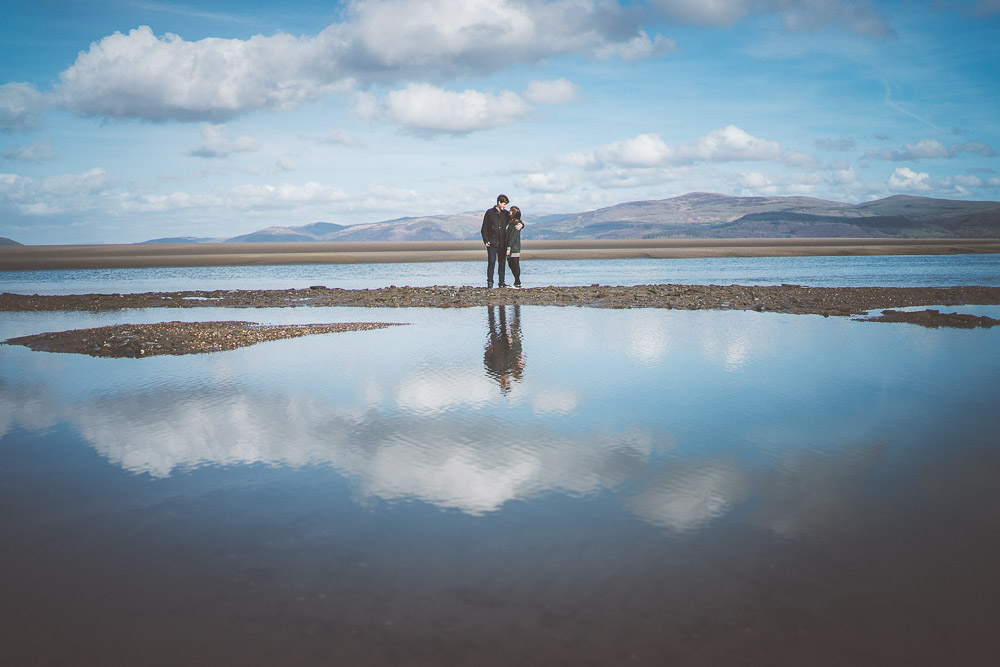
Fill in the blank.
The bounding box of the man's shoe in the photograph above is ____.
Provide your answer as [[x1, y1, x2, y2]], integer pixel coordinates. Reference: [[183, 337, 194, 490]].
[[514, 283, 522, 288]]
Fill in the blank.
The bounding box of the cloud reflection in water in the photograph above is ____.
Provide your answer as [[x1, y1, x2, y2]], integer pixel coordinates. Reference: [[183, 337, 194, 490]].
[[2, 305, 997, 535]]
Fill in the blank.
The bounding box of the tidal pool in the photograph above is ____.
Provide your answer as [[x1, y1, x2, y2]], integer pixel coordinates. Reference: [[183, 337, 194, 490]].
[[2, 305, 999, 665]]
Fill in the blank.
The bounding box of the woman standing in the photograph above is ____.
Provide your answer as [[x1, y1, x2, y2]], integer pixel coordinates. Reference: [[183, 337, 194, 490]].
[[506, 206, 525, 288]]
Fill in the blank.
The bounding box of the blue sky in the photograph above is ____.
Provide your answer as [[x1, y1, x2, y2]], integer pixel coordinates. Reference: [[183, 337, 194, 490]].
[[1, 0, 999, 244]]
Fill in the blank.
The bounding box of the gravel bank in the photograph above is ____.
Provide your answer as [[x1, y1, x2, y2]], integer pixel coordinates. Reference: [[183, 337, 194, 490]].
[[4, 284, 1000, 316], [3, 320, 406, 358], [5, 284, 1000, 358]]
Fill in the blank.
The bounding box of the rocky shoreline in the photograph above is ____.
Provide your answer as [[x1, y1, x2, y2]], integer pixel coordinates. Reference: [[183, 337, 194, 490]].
[[4, 284, 1000, 357], [4, 283, 1000, 316]]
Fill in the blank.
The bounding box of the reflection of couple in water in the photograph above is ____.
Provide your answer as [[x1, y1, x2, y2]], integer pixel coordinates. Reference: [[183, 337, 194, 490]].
[[484, 305, 525, 394]]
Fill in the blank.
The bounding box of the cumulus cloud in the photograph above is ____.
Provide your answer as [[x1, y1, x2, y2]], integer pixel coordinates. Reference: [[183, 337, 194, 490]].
[[382, 83, 531, 135], [0, 167, 118, 216], [596, 133, 672, 167], [49, 1, 669, 124], [187, 124, 259, 158], [863, 137, 998, 161], [595, 31, 676, 61], [888, 166, 932, 191], [515, 171, 577, 193], [523, 78, 580, 105], [339, 0, 656, 75], [3, 138, 55, 163], [0, 82, 46, 132], [56, 26, 348, 122], [678, 125, 813, 164], [595, 125, 813, 168]]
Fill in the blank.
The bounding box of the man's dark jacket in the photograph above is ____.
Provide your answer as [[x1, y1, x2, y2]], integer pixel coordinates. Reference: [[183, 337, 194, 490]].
[[481, 207, 509, 248]]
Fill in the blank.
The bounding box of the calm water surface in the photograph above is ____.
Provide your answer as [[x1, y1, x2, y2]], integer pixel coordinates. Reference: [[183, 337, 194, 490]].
[[3, 253, 1000, 294], [2, 300, 999, 665]]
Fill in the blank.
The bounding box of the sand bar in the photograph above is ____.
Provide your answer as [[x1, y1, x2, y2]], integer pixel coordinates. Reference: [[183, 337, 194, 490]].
[[3, 238, 1000, 271], [3, 320, 407, 358], [4, 284, 1000, 317]]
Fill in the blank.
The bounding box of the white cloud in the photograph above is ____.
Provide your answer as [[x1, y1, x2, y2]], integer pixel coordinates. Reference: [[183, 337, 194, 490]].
[[595, 31, 676, 61], [887, 166, 932, 191], [0, 82, 45, 132], [340, 0, 660, 74], [55, 26, 349, 122], [597, 133, 673, 167], [595, 126, 813, 168], [382, 83, 531, 135], [677, 125, 811, 164], [736, 171, 773, 189], [3, 138, 55, 163], [49, 2, 668, 124], [0, 167, 118, 216], [515, 172, 576, 193], [523, 78, 580, 105], [863, 137, 997, 161], [187, 124, 259, 158]]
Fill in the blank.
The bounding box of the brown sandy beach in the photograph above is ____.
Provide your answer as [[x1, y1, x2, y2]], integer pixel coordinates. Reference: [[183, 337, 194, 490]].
[[3, 238, 1000, 271]]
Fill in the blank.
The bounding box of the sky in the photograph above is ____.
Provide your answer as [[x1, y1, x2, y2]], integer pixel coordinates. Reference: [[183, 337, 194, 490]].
[[1, 0, 999, 245]]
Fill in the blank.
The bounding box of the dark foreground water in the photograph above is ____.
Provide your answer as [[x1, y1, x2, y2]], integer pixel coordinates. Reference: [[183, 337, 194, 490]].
[[2, 304, 1000, 666]]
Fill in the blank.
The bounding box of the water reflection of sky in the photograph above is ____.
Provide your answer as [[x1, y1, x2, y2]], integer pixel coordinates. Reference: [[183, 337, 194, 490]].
[[3, 305, 999, 537], [3, 253, 1000, 294]]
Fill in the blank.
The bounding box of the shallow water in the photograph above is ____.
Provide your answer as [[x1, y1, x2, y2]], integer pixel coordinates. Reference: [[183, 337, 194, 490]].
[[3, 253, 1000, 294], [2, 304, 999, 665]]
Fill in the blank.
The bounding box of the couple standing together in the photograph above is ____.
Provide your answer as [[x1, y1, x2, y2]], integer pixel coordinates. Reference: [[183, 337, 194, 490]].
[[481, 194, 525, 288]]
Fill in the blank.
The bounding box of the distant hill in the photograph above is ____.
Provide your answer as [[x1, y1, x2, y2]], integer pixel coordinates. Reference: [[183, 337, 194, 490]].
[[529, 193, 1000, 240], [0, 237, 23, 246], [139, 236, 222, 244], [226, 221, 349, 243], [141, 193, 1000, 243]]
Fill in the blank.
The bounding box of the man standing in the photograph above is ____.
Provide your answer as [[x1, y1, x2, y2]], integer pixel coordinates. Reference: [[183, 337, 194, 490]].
[[481, 194, 510, 288]]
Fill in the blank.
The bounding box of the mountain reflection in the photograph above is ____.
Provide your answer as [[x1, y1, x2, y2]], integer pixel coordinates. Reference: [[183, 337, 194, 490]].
[[483, 305, 525, 394]]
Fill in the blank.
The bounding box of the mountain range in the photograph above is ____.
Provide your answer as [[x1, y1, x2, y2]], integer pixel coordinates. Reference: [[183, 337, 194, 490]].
[[134, 192, 1000, 244]]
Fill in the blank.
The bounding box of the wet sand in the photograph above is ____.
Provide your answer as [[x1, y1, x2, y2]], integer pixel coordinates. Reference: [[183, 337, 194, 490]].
[[3, 238, 1000, 270]]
